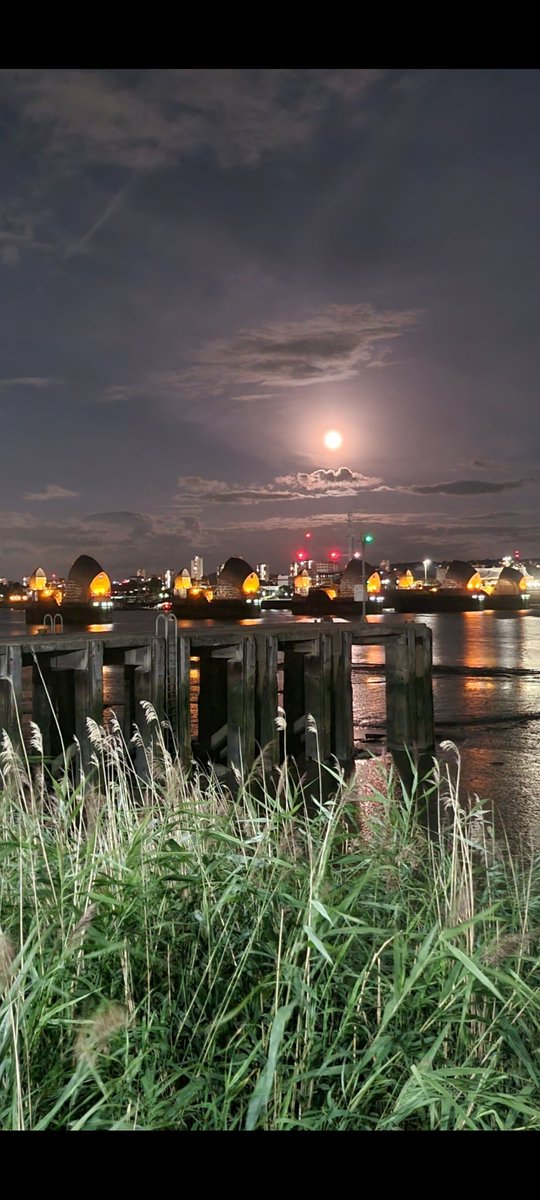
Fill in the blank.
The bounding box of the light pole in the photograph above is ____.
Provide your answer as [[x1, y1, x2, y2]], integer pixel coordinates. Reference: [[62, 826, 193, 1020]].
[[361, 531, 374, 619], [423, 558, 431, 586]]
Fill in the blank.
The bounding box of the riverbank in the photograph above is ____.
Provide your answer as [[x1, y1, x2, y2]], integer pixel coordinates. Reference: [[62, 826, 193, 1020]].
[[1, 722, 539, 1131]]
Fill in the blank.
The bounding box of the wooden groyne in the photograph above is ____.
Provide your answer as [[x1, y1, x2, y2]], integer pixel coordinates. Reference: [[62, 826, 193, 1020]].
[[0, 621, 435, 785]]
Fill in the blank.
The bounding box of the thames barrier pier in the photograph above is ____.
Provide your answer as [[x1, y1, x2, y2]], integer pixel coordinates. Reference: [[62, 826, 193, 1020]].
[[0, 621, 435, 784]]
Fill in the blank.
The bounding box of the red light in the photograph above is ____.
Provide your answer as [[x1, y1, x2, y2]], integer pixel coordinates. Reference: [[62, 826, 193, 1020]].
[[296, 550, 305, 561], [330, 550, 340, 561], [305, 531, 312, 539]]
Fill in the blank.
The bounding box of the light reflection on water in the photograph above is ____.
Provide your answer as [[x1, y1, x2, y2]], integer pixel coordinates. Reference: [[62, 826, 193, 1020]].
[[2, 607, 540, 845]]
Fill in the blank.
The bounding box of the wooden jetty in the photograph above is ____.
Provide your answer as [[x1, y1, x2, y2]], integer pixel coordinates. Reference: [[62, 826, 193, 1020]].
[[0, 621, 435, 787]]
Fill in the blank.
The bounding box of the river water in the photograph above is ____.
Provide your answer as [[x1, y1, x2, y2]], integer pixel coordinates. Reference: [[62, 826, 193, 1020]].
[[1, 608, 539, 847]]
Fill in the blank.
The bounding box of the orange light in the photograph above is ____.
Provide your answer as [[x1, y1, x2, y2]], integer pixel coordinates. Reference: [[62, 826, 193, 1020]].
[[89, 571, 112, 599], [366, 571, 381, 595], [294, 570, 311, 592], [242, 572, 260, 595]]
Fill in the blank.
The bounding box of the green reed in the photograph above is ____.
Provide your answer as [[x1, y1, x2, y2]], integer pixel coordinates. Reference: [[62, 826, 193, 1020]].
[[0, 708, 539, 1130]]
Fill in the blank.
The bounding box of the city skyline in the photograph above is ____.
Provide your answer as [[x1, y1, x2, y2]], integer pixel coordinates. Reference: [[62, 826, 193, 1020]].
[[1, 69, 540, 577]]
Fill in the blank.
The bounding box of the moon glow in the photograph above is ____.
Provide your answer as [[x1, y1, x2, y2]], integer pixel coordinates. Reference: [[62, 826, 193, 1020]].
[[323, 429, 343, 451]]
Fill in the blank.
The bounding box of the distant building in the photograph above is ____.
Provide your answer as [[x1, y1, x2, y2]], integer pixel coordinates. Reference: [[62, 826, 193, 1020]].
[[191, 555, 204, 581], [215, 556, 259, 599], [339, 557, 378, 598], [445, 561, 483, 590], [256, 562, 269, 581], [173, 568, 192, 597], [28, 566, 47, 593], [64, 555, 111, 604], [294, 568, 311, 596]]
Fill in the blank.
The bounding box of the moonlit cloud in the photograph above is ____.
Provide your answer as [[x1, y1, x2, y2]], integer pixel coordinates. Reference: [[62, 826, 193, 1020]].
[[184, 304, 419, 395], [24, 484, 79, 502], [175, 467, 381, 505]]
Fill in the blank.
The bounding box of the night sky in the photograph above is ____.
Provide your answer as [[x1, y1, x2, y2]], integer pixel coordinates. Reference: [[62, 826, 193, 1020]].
[[1, 68, 539, 580]]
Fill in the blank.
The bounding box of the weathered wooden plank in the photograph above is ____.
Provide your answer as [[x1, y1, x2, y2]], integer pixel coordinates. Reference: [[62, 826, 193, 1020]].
[[211, 644, 242, 660], [175, 635, 192, 768], [31, 654, 59, 759], [50, 648, 89, 671], [331, 629, 354, 762], [255, 634, 279, 764], [73, 640, 104, 770], [0, 644, 23, 748], [304, 632, 332, 760], [414, 626, 435, 753], [227, 636, 256, 772], [385, 627, 417, 751], [129, 636, 166, 777]]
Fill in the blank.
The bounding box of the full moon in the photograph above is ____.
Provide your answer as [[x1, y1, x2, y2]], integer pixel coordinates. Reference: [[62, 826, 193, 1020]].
[[323, 429, 343, 451]]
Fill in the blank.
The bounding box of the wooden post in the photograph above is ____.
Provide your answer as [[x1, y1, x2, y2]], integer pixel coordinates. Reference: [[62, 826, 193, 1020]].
[[385, 627, 417, 791], [124, 639, 165, 777], [0, 644, 23, 750], [73, 641, 104, 770], [50, 643, 104, 773], [331, 629, 354, 764], [31, 653, 59, 759], [304, 632, 332, 761], [174, 635, 192, 769], [414, 625, 437, 814], [414, 626, 435, 755], [255, 634, 279, 765], [227, 636, 256, 772]]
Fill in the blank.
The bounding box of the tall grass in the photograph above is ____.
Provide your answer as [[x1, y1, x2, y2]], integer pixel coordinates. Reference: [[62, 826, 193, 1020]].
[[0, 709, 539, 1130]]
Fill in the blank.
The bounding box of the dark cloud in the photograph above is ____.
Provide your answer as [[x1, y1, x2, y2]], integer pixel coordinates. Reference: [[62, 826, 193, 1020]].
[[0, 377, 60, 391], [410, 479, 530, 496], [0, 69, 385, 172], [376, 479, 531, 496]]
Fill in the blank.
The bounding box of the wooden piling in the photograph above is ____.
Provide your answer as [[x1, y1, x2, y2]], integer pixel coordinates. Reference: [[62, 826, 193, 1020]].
[[385, 627, 417, 791], [331, 629, 354, 763], [255, 633, 279, 765], [174, 635, 192, 769], [227, 636, 256, 772], [0, 645, 23, 750], [304, 632, 332, 760], [124, 638, 165, 777], [31, 654, 59, 759], [50, 643, 104, 772]]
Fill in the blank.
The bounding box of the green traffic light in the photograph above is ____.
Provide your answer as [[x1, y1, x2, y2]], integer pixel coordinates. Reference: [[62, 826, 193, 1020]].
[[363, 533, 374, 543]]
